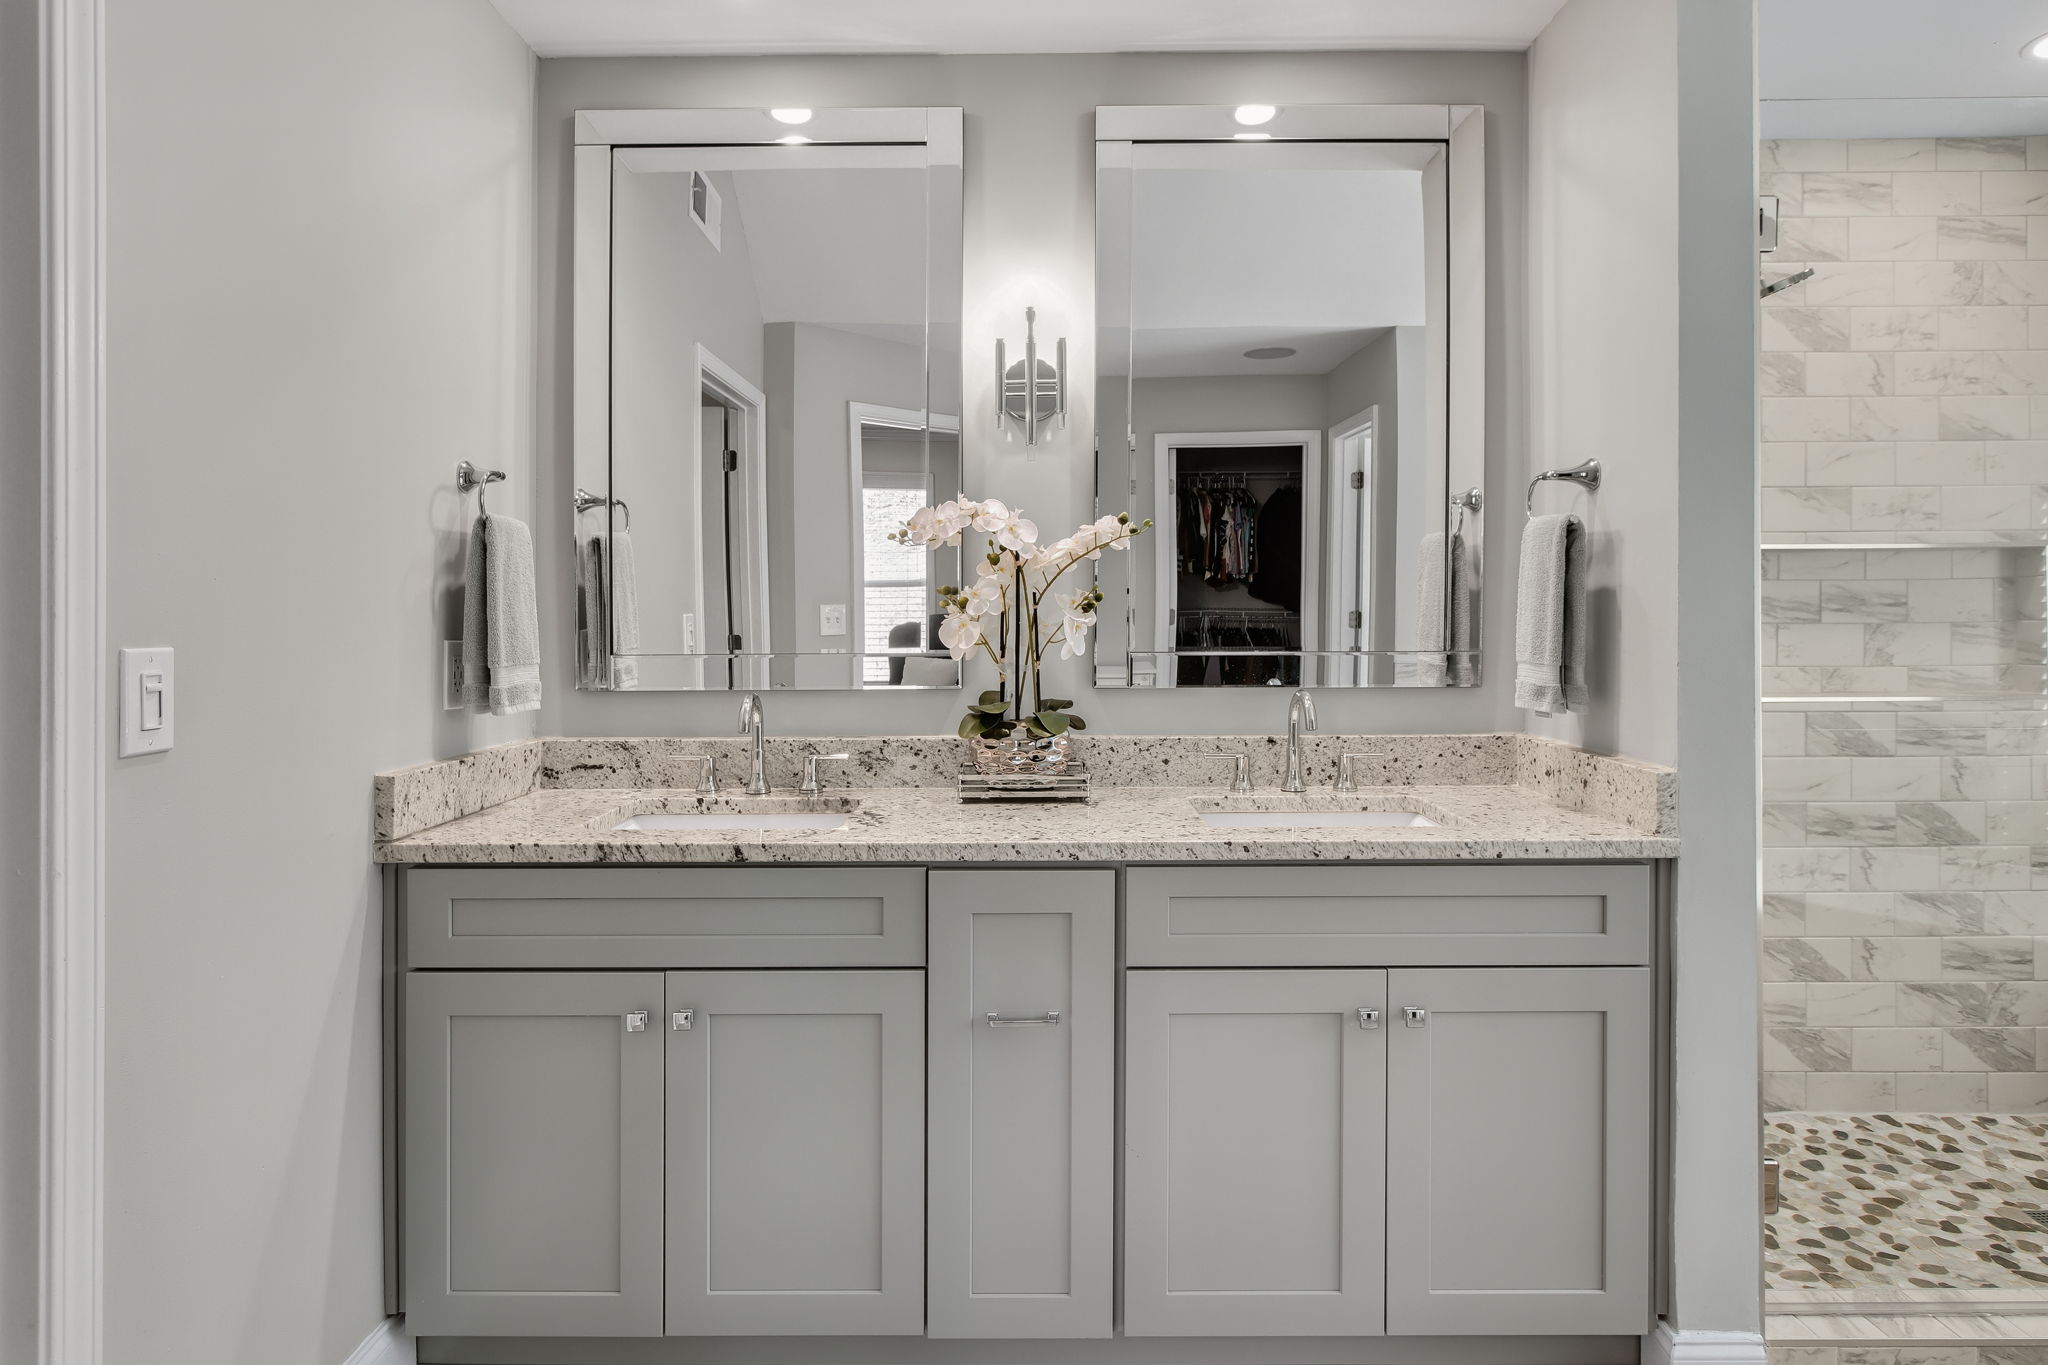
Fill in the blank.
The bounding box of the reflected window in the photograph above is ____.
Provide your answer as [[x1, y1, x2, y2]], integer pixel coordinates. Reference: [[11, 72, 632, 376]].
[[860, 474, 930, 683]]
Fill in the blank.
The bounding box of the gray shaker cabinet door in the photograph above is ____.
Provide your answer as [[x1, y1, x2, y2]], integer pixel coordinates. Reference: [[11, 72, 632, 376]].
[[1123, 969, 1388, 1337], [403, 971, 666, 1337], [1383, 967, 1653, 1336], [927, 871, 1116, 1339], [665, 970, 925, 1335]]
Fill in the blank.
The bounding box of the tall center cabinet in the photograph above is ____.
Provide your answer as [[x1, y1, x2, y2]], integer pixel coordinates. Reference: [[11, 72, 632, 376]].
[[395, 861, 1656, 1343]]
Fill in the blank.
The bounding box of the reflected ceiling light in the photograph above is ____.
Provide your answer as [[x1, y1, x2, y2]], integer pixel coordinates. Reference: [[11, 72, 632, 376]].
[[2026, 33, 2048, 58], [1234, 104, 1277, 125], [1233, 132, 1272, 141], [1243, 346, 1297, 360], [776, 134, 813, 145], [770, 107, 813, 124]]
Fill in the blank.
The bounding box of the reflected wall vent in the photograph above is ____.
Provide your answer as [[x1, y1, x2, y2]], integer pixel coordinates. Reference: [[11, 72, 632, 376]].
[[690, 171, 722, 250]]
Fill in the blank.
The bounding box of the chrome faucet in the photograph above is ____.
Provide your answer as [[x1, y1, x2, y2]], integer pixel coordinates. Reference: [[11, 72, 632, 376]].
[[1282, 689, 1318, 793], [737, 693, 770, 795]]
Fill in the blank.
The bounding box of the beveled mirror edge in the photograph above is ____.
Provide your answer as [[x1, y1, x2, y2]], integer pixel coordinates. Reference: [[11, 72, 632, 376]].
[[571, 105, 966, 691], [1088, 103, 1487, 690]]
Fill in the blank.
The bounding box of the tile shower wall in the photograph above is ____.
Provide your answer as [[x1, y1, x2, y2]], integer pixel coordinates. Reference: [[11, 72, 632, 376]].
[[1762, 136, 2048, 1113]]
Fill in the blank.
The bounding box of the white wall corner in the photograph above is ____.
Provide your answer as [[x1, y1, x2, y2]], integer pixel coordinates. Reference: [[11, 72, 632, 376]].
[[1644, 1322, 1769, 1365], [341, 1317, 414, 1365]]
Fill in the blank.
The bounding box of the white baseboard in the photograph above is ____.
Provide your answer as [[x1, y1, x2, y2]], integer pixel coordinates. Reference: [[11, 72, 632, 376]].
[[1644, 1322, 1769, 1365], [342, 1317, 414, 1365]]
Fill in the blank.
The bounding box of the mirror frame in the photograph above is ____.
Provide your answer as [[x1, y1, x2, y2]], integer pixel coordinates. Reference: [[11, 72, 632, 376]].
[[571, 106, 965, 690], [1091, 103, 1485, 688]]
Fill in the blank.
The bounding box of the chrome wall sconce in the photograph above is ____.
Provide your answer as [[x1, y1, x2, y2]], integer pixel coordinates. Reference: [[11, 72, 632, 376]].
[[996, 306, 1065, 445]]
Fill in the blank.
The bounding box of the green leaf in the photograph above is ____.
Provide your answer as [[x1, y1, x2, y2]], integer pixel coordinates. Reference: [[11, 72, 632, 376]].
[[1039, 697, 1074, 711], [1021, 717, 1051, 738], [957, 714, 986, 739], [1066, 715, 1088, 731], [1033, 711, 1072, 736], [969, 701, 1009, 715], [977, 689, 1005, 708]]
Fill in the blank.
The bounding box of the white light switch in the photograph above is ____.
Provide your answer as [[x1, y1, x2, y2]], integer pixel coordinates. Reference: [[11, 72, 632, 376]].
[[820, 603, 848, 636], [118, 647, 174, 757]]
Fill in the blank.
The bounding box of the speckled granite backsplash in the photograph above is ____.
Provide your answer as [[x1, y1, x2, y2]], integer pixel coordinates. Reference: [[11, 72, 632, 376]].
[[377, 733, 1677, 843]]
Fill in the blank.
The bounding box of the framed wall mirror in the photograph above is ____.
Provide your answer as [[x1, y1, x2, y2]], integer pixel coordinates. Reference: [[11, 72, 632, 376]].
[[1092, 104, 1485, 688], [573, 107, 964, 690]]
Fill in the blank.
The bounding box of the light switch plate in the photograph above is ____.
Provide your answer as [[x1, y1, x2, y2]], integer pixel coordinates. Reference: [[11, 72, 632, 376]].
[[118, 646, 174, 757], [443, 640, 464, 711], [820, 603, 848, 636]]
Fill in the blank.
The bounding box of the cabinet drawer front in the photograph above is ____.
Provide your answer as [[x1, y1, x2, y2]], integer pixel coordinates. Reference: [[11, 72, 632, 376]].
[[404, 867, 925, 968], [1126, 864, 1652, 966], [927, 871, 1116, 1340]]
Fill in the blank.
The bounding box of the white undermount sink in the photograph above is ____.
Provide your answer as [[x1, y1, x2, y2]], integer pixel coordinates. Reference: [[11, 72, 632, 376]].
[[1197, 808, 1442, 830], [604, 797, 856, 833], [612, 811, 850, 832]]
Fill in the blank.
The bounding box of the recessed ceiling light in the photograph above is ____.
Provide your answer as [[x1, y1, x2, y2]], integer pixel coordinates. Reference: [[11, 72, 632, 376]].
[[776, 134, 813, 145], [1234, 104, 1277, 125], [2026, 32, 2048, 58], [1233, 132, 1272, 141], [1243, 346, 1297, 360], [770, 108, 813, 124]]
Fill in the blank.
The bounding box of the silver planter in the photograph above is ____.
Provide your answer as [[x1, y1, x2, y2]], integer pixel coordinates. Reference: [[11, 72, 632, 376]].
[[969, 732, 1074, 776]]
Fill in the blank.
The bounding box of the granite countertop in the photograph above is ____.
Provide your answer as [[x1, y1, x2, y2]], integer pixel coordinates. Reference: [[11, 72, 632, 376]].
[[375, 778, 1678, 866]]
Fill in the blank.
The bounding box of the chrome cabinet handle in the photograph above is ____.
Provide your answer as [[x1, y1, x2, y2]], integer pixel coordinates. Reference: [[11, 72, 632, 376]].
[[625, 1011, 648, 1033], [1404, 1007, 1428, 1028], [1357, 1007, 1381, 1030], [986, 1011, 1061, 1028], [672, 1009, 694, 1031]]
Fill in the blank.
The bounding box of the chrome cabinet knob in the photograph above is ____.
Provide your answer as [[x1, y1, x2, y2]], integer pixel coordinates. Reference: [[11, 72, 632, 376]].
[[1403, 1007, 1428, 1028], [625, 1011, 648, 1033], [1357, 1007, 1381, 1030], [672, 1009, 694, 1031]]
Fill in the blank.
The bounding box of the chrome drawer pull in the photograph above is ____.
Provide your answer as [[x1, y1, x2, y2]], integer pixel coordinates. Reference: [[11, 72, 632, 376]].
[[986, 1011, 1061, 1028], [1404, 1007, 1428, 1028], [625, 1011, 648, 1033], [672, 1009, 694, 1031], [1357, 1007, 1381, 1030]]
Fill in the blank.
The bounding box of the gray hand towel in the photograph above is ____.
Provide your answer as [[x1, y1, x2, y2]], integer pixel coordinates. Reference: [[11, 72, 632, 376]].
[[461, 513, 542, 716], [1514, 512, 1587, 713], [603, 527, 641, 690], [576, 533, 607, 690], [1415, 531, 1479, 687]]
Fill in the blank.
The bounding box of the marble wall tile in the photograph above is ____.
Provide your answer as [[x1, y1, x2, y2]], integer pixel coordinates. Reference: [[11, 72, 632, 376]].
[[1982, 171, 2048, 215], [1806, 261, 1897, 307], [1808, 803, 1900, 845], [1764, 139, 1849, 172], [1850, 396, 1940, 440], [1763, 711, 1809, 755], [1779, 623, 1869, 666], [1939, 845, 2031, 889], [1852, 1026, 1942, 1070], [1763, 486, 1855, 531], [1852, 216, 1937, 260], [1855, 936, 1943, 980], [1848, 305, 1938, 351], [1944, 756, 2034, 800], [1768, 1027, 1855, 1071], [1764, 581, 1823, 624], [1944, 1026, 2037, 1070], [1766, 936, 1853, 981], [1900, 980, 2048, 1025], [1896, 260, 1983, 305], [1852, 486, 1941, 529], [1938, 137, 2027, 171], [1895, 440, 1987, 483], [1808, 353, 1892, 397], [1850, 757, 1940, 799], [1760, 352, 1805, 398], [1981, 438, 2048, 480], [1980, 260, 2048, 304], [1897, 801, 1986, 845], [1895, 171, 1982, 218], [1805, 173, 1893, 216], [1808, 1072, 1899, 1108], [1764, 982, 1809, 1026], [1766, 307, 1852, 352], [1937, 217, 2029, 260], [1864, 623, 1949, 666], [1766, 756, 1857, 801], [1908, 578, 1998, 622], [1942, 936, 2035, 980], [1938, 306, 2030, 350], [1764, 802, 1808, 846], [1808, 892, 1897, 936], [1763, 440, 1809, 485], [1809, 981, 1899, 1026], [1780, 216, 1849, 261], [1763, 1071, 1809, 1111], [1895, 1072, 1989, 1109], [1941, 484, 2038, 529], [1988, 1072, 2048, 1108], [1851, 138, 1937, 172], [1939, 394, 2033, 439], [1762, 893, 1807, 934]]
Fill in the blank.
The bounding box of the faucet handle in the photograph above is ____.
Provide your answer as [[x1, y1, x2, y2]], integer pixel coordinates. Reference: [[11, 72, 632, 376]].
[[1335, 751, 1389, 794], [1191, 752, 1254, 795], [800, 752, 853, 797], [672, 755, 719, 796]]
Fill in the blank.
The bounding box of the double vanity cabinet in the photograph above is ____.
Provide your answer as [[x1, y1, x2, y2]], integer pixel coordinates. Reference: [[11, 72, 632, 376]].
[[393, 859, 1658, 1348]]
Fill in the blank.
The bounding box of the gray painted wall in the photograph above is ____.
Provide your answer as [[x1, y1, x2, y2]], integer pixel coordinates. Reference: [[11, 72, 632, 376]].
[[1529, 0, 1761, 1337], [535, 52, 1529, 736], [101, 2, 537, 1362], [0, 0, 38, 1358]]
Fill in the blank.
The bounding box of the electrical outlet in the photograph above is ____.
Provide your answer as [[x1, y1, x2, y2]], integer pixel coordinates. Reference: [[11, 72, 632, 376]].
[[443, 640, 465, 711], [820, 603, 848, 636]]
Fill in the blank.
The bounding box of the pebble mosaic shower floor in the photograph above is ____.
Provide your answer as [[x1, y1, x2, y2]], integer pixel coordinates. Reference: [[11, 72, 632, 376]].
[[1767, 1114, 2048, 1292]]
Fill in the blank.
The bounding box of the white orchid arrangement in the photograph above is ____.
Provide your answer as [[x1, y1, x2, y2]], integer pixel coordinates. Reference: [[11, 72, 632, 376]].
[[891, 496, 1150, 742]]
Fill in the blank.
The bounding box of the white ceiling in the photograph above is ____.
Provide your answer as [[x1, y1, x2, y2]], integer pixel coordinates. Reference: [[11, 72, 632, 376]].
[[1762, 0, 2048, 137], [488, 0, 1569, 58]]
